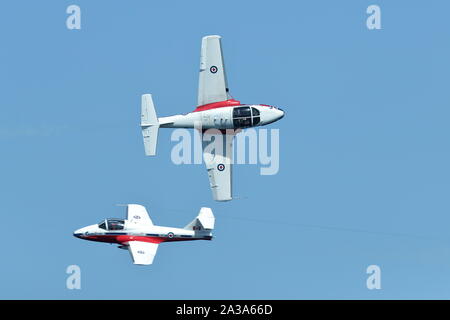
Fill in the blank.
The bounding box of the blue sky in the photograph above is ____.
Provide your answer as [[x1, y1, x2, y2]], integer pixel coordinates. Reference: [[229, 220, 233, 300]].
[[1, 0, 450, 299]]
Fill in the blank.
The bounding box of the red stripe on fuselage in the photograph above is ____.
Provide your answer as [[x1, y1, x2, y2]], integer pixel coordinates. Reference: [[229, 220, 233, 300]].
[[82, 234, 203, 245], [193, 99, 241, 112]]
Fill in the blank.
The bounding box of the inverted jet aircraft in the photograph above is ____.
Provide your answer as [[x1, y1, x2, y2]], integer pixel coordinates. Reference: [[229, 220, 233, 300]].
[[140, 35, 284, 201], [74, 204, 214, 265]]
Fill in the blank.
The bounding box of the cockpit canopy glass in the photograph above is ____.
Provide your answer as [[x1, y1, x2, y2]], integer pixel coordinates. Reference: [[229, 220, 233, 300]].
[[233, 106, 251, 118], [107, 219, 125, 230], [98, 219, 125, 231], [233, 106, 260, 128], [252, 107, 260, 125], [98, 221, 107, 230]]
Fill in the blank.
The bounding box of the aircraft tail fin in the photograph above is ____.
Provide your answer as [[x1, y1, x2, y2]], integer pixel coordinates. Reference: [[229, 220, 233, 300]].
[[141, 94, 160, 156], [184, 207, 215, 231]]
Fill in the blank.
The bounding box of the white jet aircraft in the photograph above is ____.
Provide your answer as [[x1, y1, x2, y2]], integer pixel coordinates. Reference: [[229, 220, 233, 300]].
[[140, 35, 284, 201], [74, 204, 214, 265]]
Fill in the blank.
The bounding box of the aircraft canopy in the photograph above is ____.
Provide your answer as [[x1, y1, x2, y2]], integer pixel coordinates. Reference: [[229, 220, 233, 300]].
[[98, 219, 125, 231]]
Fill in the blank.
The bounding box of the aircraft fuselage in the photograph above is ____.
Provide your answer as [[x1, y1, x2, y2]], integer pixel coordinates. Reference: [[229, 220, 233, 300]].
[[74, 222, 212, 245], [159, 100, 284, 130]]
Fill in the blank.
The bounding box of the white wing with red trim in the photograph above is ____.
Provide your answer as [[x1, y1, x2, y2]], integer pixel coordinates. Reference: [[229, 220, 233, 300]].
[[126, 204, 153, 226], [197, 35, 229, 106], [202, 131, 233, 201], [127, 241, 159, 265]]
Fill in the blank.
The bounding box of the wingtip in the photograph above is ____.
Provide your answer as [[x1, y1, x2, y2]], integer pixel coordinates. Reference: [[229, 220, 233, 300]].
[[202, 35, 221, 40]]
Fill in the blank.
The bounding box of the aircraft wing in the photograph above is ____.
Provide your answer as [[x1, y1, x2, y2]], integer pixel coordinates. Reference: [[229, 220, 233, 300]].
[[202, 131, 234, 201], [126, 204, 153, 226], [127, 241, 159, 265], [197, 35, 229, 106]]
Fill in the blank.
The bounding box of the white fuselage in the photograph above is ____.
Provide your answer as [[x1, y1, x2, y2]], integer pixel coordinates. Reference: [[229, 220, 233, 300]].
[[74, 220, 212, 244], [158, 105, 284, 129]]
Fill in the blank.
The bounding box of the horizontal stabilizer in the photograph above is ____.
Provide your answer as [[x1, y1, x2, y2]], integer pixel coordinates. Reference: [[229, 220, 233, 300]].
[[142, 126, 159, 156], [141, 94, 158, 126], [141, 94, 159, 156]]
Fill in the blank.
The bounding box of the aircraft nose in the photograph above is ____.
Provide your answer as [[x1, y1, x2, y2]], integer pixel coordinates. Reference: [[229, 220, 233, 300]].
[[260, 106, 285, 125], [73, 228, 86, 238], [277, 108, 285, 120]]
